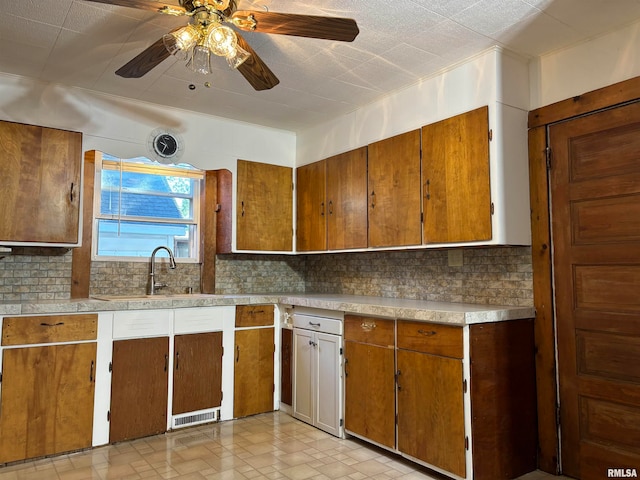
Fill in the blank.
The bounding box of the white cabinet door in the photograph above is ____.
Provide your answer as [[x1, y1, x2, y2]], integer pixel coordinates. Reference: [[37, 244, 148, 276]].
[[293, 328, 314, 425], [293, 327, 343, 437], [316, 332, 342, 437]]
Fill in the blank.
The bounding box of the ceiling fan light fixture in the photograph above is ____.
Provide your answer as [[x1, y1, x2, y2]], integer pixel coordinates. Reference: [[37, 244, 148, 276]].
[[226, 44, 250, 69], [186, 44, 213, 74], [163, 24, 199, 60], [207, 25, 238, 57]]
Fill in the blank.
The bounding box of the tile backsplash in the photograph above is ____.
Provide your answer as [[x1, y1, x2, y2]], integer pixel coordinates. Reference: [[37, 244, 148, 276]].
[[0, 246, 533, 307]]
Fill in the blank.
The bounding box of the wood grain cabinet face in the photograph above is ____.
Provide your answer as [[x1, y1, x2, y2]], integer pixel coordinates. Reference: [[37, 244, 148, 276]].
[[343, 315, 396, 448], [172, 332, 223, 415], [368, 130, 422, 248], [236, 159, 293, 251], [109, 337, 169, 443], [281, 328, 293, 406], [422, 106, 492, 244], [233, 328, 275, 418], [296, 148, 368, 252], [0, 343, 96, 464], [0, 120, 82, 244]]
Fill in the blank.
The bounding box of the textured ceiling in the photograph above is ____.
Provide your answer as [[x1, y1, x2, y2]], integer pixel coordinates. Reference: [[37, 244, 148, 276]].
[[1, 0, 640, 132]]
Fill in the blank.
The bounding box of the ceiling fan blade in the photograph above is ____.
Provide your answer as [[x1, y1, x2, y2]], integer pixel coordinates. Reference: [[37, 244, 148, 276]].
[[236, 34, 280, 91], [82, 0, 183, 13], [115, 37, 171, 78], [232, 11, 359, 42]]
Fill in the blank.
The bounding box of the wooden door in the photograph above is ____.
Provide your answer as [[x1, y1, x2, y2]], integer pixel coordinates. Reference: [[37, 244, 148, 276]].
[[368, 130, 422, 247], [0, 343, 96, 463], [397, 349, 465, 478], [549, 101, 640, 479], [172, 332, 223, 415], [233, 328, 274, 418], [344, 341, 396, 448], [422, 106, 492, 243], [296, 160, 326, 251], [237, 159, 293, 251], [110, 337, 169, 443], [326, 147, 368, 250], [0, 121, 81, 243], [281, 328, 293, 406]]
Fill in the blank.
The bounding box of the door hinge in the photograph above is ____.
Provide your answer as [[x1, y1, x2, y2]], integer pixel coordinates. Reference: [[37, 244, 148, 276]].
[[107, 410, 111, 422], [221, 391, 223, 401], [420, 212, 424, 223], [395, 413, 398, 425], [463, 379, 467, 394], [108, 361, 112, 373], [465, 436, 469, 450], [221, 346, 224, 357], [340, 418, 344, 427], [339, 347, 343, 355], [490, 202, 494, 215], [488, 129, 493, 141], [546, 147, 552, 170]]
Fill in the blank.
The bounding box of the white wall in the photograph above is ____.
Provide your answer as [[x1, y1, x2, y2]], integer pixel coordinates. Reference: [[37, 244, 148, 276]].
[[0, 73, 296, 172], [530, 19, 640, 109]]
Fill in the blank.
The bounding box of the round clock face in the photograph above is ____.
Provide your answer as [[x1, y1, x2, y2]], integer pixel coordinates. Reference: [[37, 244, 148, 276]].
[[153, 133, 179, 158]]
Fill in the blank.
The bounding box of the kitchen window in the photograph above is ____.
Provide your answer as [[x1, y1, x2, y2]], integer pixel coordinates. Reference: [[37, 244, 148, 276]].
[[92, 154, 204, 262]]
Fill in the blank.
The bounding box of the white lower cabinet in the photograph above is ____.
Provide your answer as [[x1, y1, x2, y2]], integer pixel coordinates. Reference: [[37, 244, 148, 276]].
[[293, 323, 343, 437]]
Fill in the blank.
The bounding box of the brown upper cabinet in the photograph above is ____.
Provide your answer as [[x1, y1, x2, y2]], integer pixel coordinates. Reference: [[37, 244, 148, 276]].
[[296, 147, 368, 251], [0, 120, 82, 245], [422, 106, 492, 243], [236, 159, 293, 251], [368, 130, 422, 248]]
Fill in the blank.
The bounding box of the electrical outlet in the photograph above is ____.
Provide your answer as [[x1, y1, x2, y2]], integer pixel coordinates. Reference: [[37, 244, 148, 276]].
[[448, 250, 463, 267]]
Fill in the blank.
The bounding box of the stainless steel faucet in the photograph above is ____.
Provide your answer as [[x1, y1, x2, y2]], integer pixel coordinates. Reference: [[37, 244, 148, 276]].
[[149, 246, 177, 295]]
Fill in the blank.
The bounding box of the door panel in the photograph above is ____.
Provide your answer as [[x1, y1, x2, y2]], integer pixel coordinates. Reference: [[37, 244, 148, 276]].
[[172, 332, 223, 415], [296, 160, 326, 251], [315, 332, 341, 436], [550, 101, 640, 479], [233, 328, 274, 418], [281, 328, 293, 406], [110, 337, 169, 443], [292, 328, 314, 424]]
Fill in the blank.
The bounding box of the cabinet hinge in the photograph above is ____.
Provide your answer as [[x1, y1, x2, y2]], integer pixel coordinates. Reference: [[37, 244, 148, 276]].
[[108, 361, 112, 373], [488, 129, 493, 141], [273, 383, 276, 393], [339, 347, 343, 355], [107, 410, 111, 422], [465, 436, 469, 450], [395, 413, 398, 425], [490, 202, 494, 215], [0, 372, 2, 383], [420, 212, 424, 223], [340, 418, 344, 427], [463, 379, 467, 394], [221, 346, 224, 357], [221, 391, 223, 401], [546, 147, 552, 170]]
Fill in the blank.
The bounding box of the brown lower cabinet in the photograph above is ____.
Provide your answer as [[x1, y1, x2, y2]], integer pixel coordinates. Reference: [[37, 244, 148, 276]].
[[344, 316, 537, 480], [172, 332, 223, 415], [281, 328, 293, 406], [0, 343, 96, 464], [110, 337, 169, 443], [344, 316, 396, 448], [233, 328, 274, 418]]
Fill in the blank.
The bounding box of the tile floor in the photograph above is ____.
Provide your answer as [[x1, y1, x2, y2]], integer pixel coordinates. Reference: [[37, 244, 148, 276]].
[[0, 412, 572, 480]]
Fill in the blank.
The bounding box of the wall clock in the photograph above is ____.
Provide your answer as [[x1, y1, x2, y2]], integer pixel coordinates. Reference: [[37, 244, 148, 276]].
[[147, 128, 184, 164]]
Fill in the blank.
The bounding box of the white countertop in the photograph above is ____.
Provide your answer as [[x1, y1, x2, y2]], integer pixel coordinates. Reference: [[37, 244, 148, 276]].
[[0, 293, 534, 325]]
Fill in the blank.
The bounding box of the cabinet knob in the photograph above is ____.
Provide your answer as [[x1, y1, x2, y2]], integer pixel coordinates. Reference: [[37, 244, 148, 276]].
[[424, 179, 431, 200]]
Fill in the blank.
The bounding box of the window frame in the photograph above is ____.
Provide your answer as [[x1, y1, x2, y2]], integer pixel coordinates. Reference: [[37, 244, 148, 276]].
[[91, 156, 204, 263]]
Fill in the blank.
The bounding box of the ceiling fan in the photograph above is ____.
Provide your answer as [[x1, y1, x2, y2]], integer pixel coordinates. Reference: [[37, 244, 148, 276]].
[[84, 0, 360, 91]]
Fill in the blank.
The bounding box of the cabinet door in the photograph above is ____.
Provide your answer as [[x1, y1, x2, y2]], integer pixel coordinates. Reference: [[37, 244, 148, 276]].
[[344, 341, 396, 448], [233, 328, 274, 418], [368, 130, 422, 247], [110, 337, 169, 443], [0, 343, 96, 464], [172, 332, 223, 415], [0, 121, 81, 244], [281, 328, 293, 406], [237, 159, 293, 251], [292, 328, 314, 425], [326, 147, 368, 250], [315, 332, 342, 437], [422, 106, 492, 243], [296, 160, 327, 251], [397, 349, 466, 478]]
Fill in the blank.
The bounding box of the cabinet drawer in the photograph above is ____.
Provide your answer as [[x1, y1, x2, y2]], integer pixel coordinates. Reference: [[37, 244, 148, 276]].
[[396, 320, 463, 359], [344, 315, 394, 347], [235, 305, 274, 327], [2, 314, 98, 345], [292, 314, 342, 335]]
